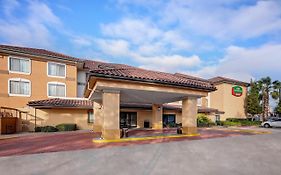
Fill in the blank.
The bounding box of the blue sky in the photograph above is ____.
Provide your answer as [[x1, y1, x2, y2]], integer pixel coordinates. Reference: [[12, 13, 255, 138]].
[[0, 0, 281, 82]]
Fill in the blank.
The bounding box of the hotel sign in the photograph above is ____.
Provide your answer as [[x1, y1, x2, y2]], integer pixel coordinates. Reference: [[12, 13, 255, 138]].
[[232, 86, 243, 97]]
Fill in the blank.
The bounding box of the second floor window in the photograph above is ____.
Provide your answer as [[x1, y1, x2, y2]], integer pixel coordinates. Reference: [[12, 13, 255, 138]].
[[47, 62, 66, 78], [9, 78, 31, 96], [48, 82, 66, 97], [9, 57, 31, 74]]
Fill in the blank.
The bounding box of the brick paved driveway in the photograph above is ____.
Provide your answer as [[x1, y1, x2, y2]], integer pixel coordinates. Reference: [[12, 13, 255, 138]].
[[0, 128, 267, 157]]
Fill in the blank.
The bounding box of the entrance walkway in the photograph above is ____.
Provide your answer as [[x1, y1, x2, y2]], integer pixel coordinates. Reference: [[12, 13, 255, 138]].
[[0, 127, 270, 157]]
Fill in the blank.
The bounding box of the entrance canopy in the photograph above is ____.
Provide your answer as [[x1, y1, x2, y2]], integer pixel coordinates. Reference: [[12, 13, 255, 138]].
[[84, 60, 216, 103], [83, 61, 216, 140]]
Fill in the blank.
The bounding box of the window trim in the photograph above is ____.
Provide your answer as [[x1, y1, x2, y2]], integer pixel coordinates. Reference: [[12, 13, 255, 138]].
[[47, 62, 66, 78], [8, 78, 31, 97], [8, 56, 31, 75], [47, 82, 66, 98]]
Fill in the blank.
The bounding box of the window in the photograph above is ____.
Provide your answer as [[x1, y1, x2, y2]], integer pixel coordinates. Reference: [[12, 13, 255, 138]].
[[9, 56, 31, 74], [197, 98, 202, 106], [120, 112, 137, 129], [88, 111, 94, 123], [47, 82, 66, 97], [47, 62, 66, 78], [215, 115, 220, 122], [8, 78, 31, 96]]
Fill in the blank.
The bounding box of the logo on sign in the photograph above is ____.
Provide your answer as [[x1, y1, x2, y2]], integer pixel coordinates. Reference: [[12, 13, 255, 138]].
[[232, 86, 243, 97]]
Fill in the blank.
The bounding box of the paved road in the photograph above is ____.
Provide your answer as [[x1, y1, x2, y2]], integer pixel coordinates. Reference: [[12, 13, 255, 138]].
[[0, 128, 281, 175]]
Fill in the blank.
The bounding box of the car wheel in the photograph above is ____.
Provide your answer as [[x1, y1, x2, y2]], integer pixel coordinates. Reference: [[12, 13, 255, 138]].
[[264, 123, 271, 128]]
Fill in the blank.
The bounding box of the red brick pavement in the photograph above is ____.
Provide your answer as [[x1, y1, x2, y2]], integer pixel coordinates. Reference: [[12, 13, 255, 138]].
[[0, 128, 256, 157]]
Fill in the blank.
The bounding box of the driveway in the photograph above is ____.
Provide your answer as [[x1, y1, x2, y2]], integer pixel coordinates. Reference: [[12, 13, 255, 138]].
[[0, 128, 267, 157], [0, 128, 280, 175]]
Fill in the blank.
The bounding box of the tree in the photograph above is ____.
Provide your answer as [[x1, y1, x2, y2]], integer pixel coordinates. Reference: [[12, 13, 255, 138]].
[[246, 80, 262, 116], [272, 80, 281, 114], [275, 101, 281, 114], [258, 77, 272, 121]]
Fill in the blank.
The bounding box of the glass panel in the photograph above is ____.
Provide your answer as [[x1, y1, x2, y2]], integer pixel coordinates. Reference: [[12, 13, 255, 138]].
[[10, 80, 30, 95], [48, 63, 65, 77], [56, 84, 65, 97], [120, 112, 137, 128], [10, 57, 30, 73], [48, 83, 65, 97], [88, 111, 94, 123]]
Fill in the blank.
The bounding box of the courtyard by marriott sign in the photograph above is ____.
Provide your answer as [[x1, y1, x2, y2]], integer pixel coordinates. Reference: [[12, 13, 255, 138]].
[[232, 86, 243, 97]]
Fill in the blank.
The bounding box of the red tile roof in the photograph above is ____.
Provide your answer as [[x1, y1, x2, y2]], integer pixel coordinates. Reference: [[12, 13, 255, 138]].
[[208, 76, 250, 86], [28, 99, 224, 114], [28, 98, 93, 109], [84, 60, 216, 91], [0, 44, 80, 62]]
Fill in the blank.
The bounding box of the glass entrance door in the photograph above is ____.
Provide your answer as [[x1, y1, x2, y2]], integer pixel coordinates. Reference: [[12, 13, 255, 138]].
[[163, 114, 176, 128], [120, 112, 137, 129]]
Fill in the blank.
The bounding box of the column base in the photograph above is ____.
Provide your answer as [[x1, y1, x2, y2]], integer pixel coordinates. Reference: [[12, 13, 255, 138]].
[[93, 124, 103, 132], [182, 127, 197, 135], [102, 129, 121, 140], [152, 123, 163, 129]]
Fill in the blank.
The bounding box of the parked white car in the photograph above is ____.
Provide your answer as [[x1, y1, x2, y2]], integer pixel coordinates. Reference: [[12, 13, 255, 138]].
[[261, 118, 281, 128]]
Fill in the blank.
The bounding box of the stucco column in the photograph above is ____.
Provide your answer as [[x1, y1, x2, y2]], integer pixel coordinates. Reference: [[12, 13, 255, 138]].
[[101, 90, 121, 140], [93, 101, 103, 132], [182, 97, 198, 135], [152, 104, 163, 129]]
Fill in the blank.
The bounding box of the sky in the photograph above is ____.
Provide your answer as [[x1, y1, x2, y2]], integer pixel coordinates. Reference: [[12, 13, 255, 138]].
[[0, 0, 281, 83]]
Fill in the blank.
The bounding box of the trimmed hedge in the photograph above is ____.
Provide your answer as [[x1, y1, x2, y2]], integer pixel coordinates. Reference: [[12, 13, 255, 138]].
[[56, 123, 77, 131], [38, 126, 58, 132], [217, 118, 261, 127]]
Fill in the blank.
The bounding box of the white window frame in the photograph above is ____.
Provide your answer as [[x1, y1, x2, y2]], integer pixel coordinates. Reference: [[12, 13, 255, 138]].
[[47, 82, 66, 98], [8, 56, 31, 75], [47, 62, 66, 78], [8, 78, 31, 97]]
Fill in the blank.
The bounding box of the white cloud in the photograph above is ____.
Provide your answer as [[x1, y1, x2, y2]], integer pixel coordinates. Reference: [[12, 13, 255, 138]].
[[192, 44, 281, 82], [94, 37, 201, 72], [101, 18, 162, 44], [162, 0, 281, 40], [0, 0, 61, 48], [95, 39, 131, 57], [138, 55, 201, 72]]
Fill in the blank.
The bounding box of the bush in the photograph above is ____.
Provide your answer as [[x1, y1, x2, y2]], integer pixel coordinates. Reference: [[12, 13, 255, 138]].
[[56, 123, 77, 131], [220, 118, 262, 127], [197, 114, 215, 127], [41, 126, 58, 132], [34, 127, 42, 132]]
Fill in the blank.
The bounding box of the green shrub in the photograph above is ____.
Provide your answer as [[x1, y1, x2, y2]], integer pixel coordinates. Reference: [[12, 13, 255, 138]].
[[41, 126, 58, 132], [167, 123, 177, 128], [56, 123, 77, 131], [197, 114, 215, 127], [34, 127, 42, 132], [222, 121, 241, 126], [221, 118, 262, 127]]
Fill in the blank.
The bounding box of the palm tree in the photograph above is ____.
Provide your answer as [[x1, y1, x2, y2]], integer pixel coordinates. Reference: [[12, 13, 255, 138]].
[[272, 80, 281, 103], [258, 77, 272, 121], [272, 80, 281, 116]]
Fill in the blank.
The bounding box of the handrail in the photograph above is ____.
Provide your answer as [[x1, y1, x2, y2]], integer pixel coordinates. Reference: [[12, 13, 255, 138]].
[[0, 106, 28, 113]]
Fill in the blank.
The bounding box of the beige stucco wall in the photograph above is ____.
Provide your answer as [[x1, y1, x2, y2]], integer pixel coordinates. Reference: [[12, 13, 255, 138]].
[[34, 108, 92, 130], [0, 54, 78, 109], [210, 83, 247, 120]]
